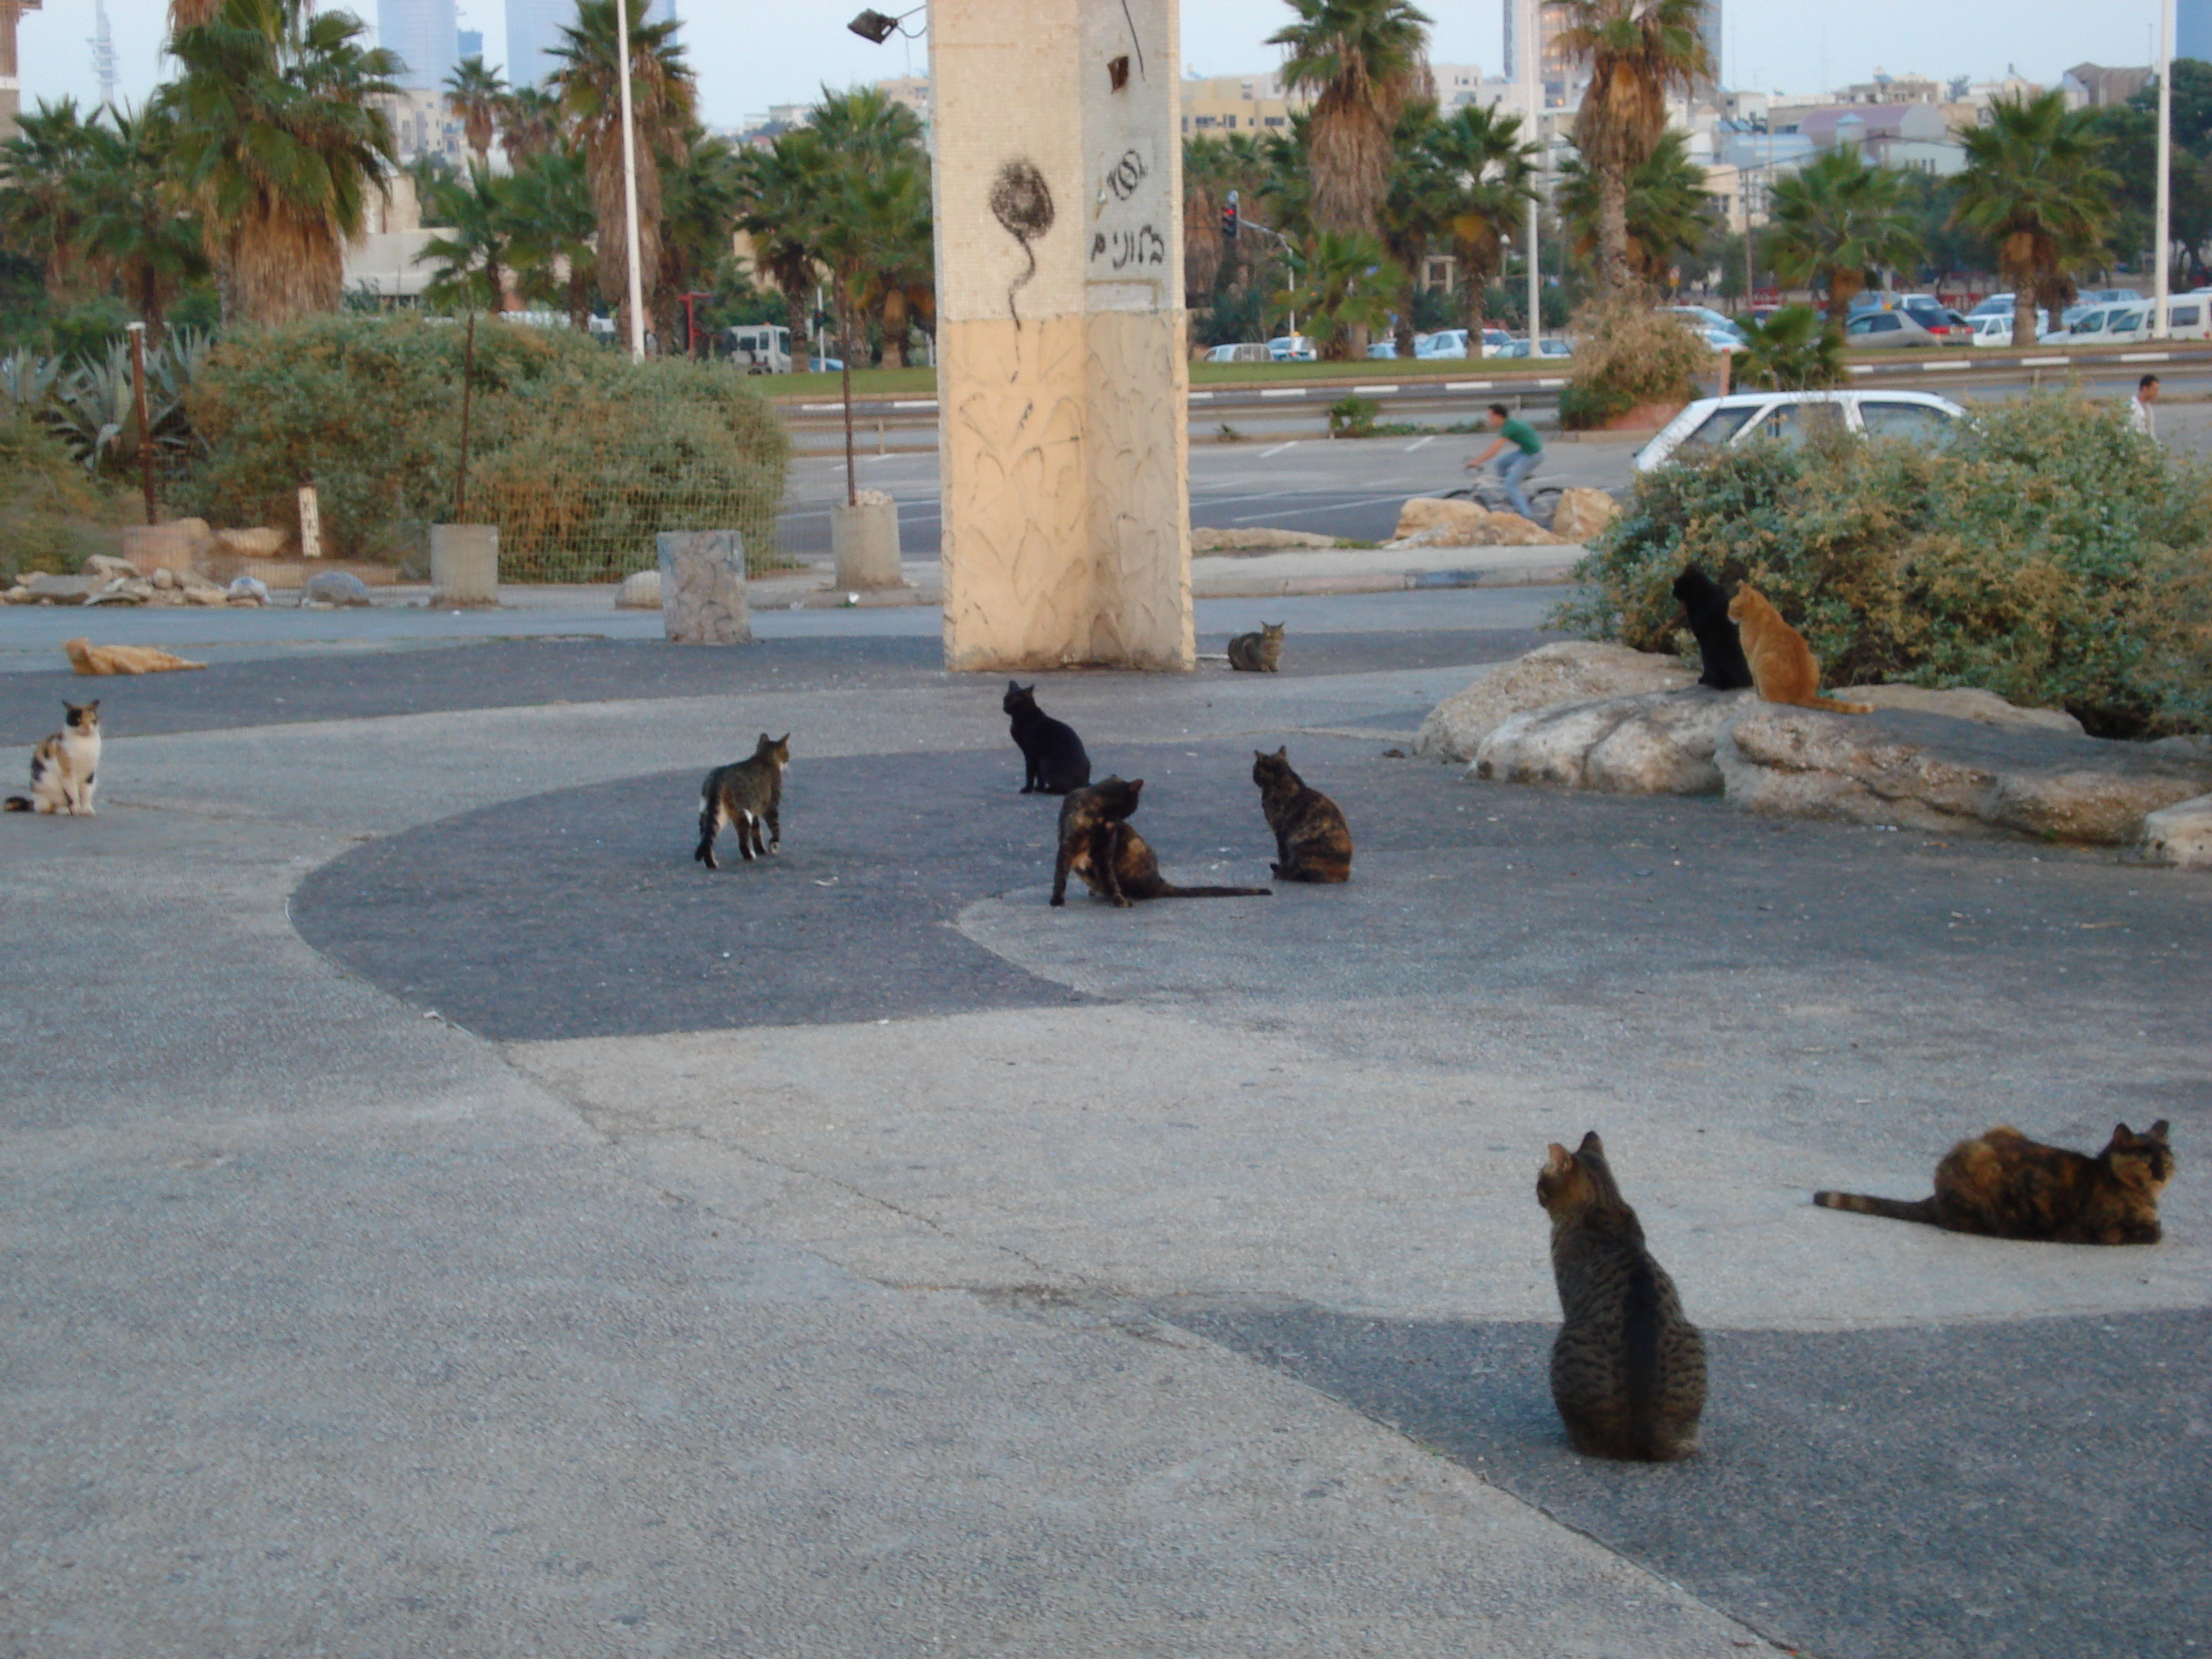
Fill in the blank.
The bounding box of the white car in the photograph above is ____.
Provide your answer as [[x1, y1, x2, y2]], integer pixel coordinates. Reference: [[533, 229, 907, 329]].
[[1479, 327, 1516, 356], [1266, 334, 1316, 361], [1635, 390, 1968, 472], [1663, 304, 1746, 342], [1416, 328, 1470, 359], [1205, 341, 1273, 364], [1968, 309, 2049, 346]]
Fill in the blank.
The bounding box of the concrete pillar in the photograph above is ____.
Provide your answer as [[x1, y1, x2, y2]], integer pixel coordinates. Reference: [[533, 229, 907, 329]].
[[832, 498, 904, 590], [430, 523, 499, 607], [657, 530, 752, 644], [930, 0, 1194, 673]]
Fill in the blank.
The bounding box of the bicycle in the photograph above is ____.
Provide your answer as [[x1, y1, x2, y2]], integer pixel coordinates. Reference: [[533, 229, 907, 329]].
[[1444, 467, 1564, 531]]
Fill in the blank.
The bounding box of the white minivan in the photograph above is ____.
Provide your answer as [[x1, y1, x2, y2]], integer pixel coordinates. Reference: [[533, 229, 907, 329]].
[[729, 324, 792, 373], [2100, 297, 2212, 343]]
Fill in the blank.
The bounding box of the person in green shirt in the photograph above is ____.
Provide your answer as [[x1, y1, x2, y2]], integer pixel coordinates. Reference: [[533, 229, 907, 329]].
[[1466, 402, 1544, 520]]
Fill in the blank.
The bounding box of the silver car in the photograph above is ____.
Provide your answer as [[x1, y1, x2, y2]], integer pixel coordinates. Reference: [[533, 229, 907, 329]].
[[1842, 310, 1944, 349]]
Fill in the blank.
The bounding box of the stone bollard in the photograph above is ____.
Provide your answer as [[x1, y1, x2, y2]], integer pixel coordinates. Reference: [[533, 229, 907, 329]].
[[832, 494, 903, 590], [657, 530, 751, 644], [430, 523, 500, 607]]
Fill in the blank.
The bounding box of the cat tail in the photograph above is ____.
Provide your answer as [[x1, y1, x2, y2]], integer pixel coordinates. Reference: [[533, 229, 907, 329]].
[[3, 796, 30, 811], [1158, 884, 1274, 899], [1813, 1190, 1939, 1225], [1805, 695, 1874, 715]]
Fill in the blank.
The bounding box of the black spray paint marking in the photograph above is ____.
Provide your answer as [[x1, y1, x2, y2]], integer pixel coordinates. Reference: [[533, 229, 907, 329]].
[[1118, 0, 1146, 79], [989, 159, 1054, 328]]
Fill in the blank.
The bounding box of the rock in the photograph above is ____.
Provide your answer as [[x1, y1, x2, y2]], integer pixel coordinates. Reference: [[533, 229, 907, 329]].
[[21, 572, 96, 603], [1475, 688, 1753, 793], [150, 567, 177, 590], [216, 526, 287, 558], [120, 518, 216, 573], [1717, 706, 2212, 844], [657, 530, 750, 645], [227, 575, 270, 606], [183, 583, 228, 606], [1845, 683, 2084, 736], [1551, 487, 1620, 545], [63, 637, 207, 675], [2142, 792, 2212, 868], [1413, 642, 1698, 762], [3, 585, 32, 605], [85, 554, 141, 580], [84, 580, 147, 605], [1390, 497, 1569, 547], [1190, 526, 1341, 552], [1395, 498, 1488, 541], [614, 569, 663, 609], [300, 570, 372, 608]]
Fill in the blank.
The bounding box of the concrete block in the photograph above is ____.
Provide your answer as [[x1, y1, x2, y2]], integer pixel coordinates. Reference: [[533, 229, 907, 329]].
[[430, 524, 499, 608], [657, 530, 751, 645], [832, 497, 904, 590]]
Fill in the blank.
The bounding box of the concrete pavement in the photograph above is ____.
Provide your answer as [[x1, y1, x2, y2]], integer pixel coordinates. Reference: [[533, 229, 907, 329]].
[[3, 585, 2206, 1659]]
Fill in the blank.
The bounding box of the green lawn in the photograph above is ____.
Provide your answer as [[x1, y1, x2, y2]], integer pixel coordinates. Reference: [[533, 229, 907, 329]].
[[760, 352, 1576, 405]]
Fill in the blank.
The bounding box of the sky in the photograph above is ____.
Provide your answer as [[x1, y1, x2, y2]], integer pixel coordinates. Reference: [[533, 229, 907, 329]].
[[24, 0, 2165, 130]]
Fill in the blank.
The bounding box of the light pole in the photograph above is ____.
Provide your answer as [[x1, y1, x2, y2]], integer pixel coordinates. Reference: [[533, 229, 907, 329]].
[[1519, 0, 1541, 346], [615, 0, 646, 361], [2155, 0, 2175, 337]]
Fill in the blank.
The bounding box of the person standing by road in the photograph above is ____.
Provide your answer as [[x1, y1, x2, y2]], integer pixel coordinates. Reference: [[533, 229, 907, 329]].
[[1466, 403, 1545, 521], [2129, 374, 2161, 439]]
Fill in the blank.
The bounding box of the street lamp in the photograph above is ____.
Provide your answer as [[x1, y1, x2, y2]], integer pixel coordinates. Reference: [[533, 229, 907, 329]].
[[848, 6, 925, 44]]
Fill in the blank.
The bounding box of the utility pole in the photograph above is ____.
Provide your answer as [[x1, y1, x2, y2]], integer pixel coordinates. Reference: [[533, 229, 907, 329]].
[[614, 0, 647, 361], [2156, 0, 2175, 337], [1519, 0, 1542, 346]]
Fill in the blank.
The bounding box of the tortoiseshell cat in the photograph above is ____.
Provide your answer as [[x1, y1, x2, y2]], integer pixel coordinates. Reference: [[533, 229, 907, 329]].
[[5, 699, 100, 816], [1226, 621, 1285, 673], [1002, 680, 1092, 795], [694, 732, 788, 870], [1815, 1120, 2175, 1244], [1538, 1132, 1707, 1462], [1050, 777, 1272, 907], [1251, 747, 1352, 884]]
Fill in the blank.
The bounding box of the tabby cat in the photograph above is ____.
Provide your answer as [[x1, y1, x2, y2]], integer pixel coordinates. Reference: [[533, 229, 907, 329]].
[[5, 699, 101, 816], [1726, 586, 1871, 714], [1002, 680, 1092, 795], [1226, 621, 1285, 673], [1815, 1120, 2174, 1245], [1051, 777, 1272, 907], [694, 732, 789, 870], [1671, 566, 1753, 691], [1251, 747, 1352, 883], [1537, 1132, 1707, 1462]]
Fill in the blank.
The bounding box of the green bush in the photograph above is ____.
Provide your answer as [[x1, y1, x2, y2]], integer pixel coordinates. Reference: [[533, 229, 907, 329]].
[[1328, 393, 1380, 437], [1550, 395, 2212, 737], [1558, 301, 1708, 430], [176, 314, 789, 577], [0, 407, 133, 580]]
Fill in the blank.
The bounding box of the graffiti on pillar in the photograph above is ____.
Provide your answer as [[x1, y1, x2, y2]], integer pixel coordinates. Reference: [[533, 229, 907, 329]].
[[1089, 225, 1166, 271], [1102, 148, 1147, 202], [989, 159, 1055, 328]]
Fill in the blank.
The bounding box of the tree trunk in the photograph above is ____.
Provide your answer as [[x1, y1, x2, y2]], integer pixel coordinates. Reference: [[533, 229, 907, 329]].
[[569, 267, 590, 334], [786, 286, 813, 373], [882, 287, 909, 369], [1827, 266, 1863, 320], [837, 288, 857, 506], [2015, 288, 2038, 350], [1597, 166, 1634, 297]]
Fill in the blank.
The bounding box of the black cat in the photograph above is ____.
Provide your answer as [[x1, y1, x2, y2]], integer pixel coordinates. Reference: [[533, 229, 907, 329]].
[[1003, 680, 1092, 795], [1671, 565, 1754, 691]]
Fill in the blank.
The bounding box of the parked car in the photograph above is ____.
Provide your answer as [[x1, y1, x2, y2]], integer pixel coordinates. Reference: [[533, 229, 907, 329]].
[[1663, 304, 1746, 342], [1842, 309, 1944, 349], [1698, 325, 1744, 353], [2081, 287, 2143, 306], [2099, 297, 2212, 343], [1479, 327, 1516, 356], [1966, 293, 2016, 319], [1205, 341, 1273, 364], [2050, 305, 2123, 345], [1969, 309, 2049, 346], [1635, 391, 1968, 472], [1266, 334, 1316, 361], [1365, 339, 1403, 359], [1900, 298, 1972, 339], [1415, 328, 1470, 359], [1494, 337, 1574, 359]]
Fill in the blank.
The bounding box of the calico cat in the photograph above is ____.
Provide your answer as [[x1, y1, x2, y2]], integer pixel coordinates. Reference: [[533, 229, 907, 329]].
[[1815, 1120, 2174, 1245], [1670, 565, 1753, 691], [1051, 777, 1272, 907], [1002, 680, 1092, 795], [1251, 747, 1352, 884], [694, 732, 789, 870], [1726, 585, 1872, 714], [1537, 1132, 1707, 1462], [1226, 621, 1285, 673], [5, 699, 101, 816]]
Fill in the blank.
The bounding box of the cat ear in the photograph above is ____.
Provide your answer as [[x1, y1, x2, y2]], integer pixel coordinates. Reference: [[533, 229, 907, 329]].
[[2148, 1119, 2171, 1143], [1575, 1130, 1605, 1159], [1544, 1143, 1574, 1174], [776, 734, 790, 746], [2112, 1123, 2141, 1148], [1274, 746, 1288, 760]]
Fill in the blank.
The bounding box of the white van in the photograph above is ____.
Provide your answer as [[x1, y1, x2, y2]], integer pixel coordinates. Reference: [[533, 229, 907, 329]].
[[2101, 297, 2212, 344], [729, 324, 792, 374]]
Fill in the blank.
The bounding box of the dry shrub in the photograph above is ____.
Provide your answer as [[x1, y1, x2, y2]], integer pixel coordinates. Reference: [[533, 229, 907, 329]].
[[0, 408, 132, 580], [1557, 300, 1709, 430]]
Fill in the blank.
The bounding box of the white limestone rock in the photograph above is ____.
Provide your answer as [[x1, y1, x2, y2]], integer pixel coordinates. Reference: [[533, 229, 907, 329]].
[[1550, 487, 1619, 545], [614, 569, 663, 609], [1413, 642, 1697, 762], [2141, 792, 2212, 868]]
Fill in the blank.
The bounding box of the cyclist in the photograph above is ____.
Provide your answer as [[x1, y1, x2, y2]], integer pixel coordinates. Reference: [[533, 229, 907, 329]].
[[1465, 403, 1544, 520]]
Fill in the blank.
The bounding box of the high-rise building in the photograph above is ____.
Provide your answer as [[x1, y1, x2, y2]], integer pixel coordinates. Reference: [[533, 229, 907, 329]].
[[0, 0, 45, 140], [2182, 0, 2212, 63], [381, 0, 460, 91], [505, 0, 570, 90], [457, 27, 483, 61]]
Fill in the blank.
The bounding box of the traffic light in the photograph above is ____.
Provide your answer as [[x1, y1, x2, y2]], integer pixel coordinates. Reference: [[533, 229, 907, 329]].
[[1221, 200, 1238, 241]]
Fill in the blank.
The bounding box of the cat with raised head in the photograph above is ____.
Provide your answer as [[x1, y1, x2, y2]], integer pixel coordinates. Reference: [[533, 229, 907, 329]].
[[1226, 621, 1285, 673], [5, 699, 101, 816], [694, 732, 789, 870], [1002, 680, 1092, 795], [1537, 1131, 1707, 1462], [1051, 777, 1272, 907], [1671, 566, 1753, 691], [1726, 585, 1872, 714], [1251, 747, 1352, 883], [1815, 1120, 2174, 1244]]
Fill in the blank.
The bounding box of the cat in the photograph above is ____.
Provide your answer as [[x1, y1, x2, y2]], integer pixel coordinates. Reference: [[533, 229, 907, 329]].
[[1226, 621, 1285, 673], [5, 699, 101, 816], [1050, 777, 1273, 907], [1725, 585, 1873, 714], [1002, 680, 1092, 795], [1669, 566, 1753, 691], [694, 732, 789, 870], [1537, 1131, 1707, 1462], [1815, 1120, 2174, 1245], [1251, 747, 1352, 884]]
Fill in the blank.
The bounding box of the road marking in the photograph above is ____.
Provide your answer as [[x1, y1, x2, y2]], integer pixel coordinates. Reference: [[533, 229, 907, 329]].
[[1848, 365, 1876, 375], [1405, 435, 1436, 452], [1919, 361, 1972, 372], [1444, 380, 1494, 391], [799, 403, 840, 412], [1227, 488, 1432, 524], [1537, 377, 1567, 387], [1258, 441, 1300, 458], [1353, 384, 1399, 395], [2020, 356, 2069, 367], [1190, 391, 1213, 401], [891, 399, 939, 410], [2121, 351, 2173, 362], [1259, 388, 1308, 399]]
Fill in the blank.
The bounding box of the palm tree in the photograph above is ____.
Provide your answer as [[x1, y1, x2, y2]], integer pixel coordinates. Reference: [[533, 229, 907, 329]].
[[1765, 146, 1923, 318], [1551, 0, 1712, 295], [75, 105, 209, 341], [0, 99, 101, 302], [1424, 103, 1537, 338], [804, 87, 932, 369], [498, 84, 564, 166], [502, 141, 598, 331], [166, 0, 220, 27], [737, 133, 828, 374], [1556, 129, 1717, 289], [163, 0, 400, 326], [444, 56, 507, 168], [416, 162, 513, 313], [659, 126, 747, 353], [1954, 91, 2120, 354], [1733, 302, 1845, 390], [549, 0, 696, 345], [1272, 228, 1394, 359]]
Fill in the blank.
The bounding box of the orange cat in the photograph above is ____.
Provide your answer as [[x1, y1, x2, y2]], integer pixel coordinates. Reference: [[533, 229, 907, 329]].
[[1725, 585, 1872, 714]]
